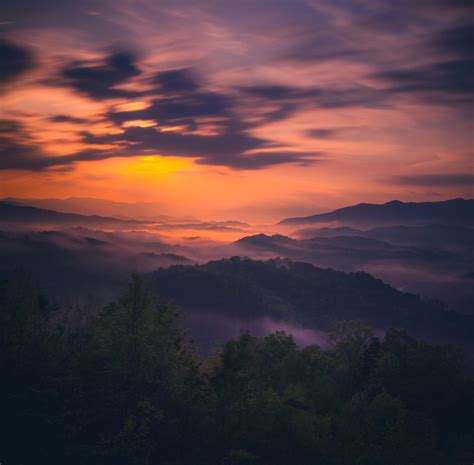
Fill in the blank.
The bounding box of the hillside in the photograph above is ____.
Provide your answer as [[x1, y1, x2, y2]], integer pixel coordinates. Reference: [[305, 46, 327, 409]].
[[148, 257, 474, 351]]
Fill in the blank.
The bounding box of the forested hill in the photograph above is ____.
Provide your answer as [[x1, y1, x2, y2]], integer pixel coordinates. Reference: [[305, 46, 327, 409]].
[[1, 273, 473, 464], [148, 257, 474, 350]]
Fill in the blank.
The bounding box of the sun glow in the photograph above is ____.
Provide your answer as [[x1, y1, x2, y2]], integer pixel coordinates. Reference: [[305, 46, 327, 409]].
[[114, 101, 152, 112], [122, 120, 157, 128], [113, 156, 194, 177]]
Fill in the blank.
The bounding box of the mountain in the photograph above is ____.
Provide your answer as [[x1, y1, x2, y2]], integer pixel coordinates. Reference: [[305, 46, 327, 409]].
[[148, 257, 474, 352], [0, 202, 147, 228], [2, 197, 198, 223], [231, 232, 460, 266], [0, 228, 193, 306], [294, 223, 474, 250], [279, 198, 474, 227], [228, 229, 474, 314], [294, 226, 363, 237], [235, 233, 297, 248]]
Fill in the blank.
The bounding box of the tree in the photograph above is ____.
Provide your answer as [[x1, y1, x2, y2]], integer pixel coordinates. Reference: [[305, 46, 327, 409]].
[[68, 274, 202, 464]]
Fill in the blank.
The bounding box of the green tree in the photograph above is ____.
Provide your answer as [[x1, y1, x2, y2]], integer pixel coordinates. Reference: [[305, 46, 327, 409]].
[[68, 274, 203, 464]]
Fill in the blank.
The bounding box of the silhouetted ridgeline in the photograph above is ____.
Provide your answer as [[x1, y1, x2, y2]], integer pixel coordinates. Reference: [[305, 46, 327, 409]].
[[0, 272, 473, 464], [0, 201, 147, 228], [279, 198, 474, 226]]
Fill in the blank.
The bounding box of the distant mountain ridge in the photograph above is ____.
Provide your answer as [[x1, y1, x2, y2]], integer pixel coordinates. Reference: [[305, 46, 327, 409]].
[[1, 197, 198, 223], [229, 223, 474, 314], [279, 198, 474, 226], [0, 202, 146, 227]]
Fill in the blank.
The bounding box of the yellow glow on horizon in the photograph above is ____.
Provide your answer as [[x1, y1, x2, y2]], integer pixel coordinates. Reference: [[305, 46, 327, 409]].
[[112, 155, 195, 177]]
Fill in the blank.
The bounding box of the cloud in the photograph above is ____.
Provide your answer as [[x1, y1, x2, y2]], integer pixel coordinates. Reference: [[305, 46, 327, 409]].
[[304, 128, 339, 139], [241, 85, 307, 100], [116, 91, 231, 124], [7, 5, 470, 175], [87, 66, 322, 170], [196, 150, 319, 170], [0, 39, 35, 85], [46, 54, 315, 171], [240, 84, 387, 108], [394, 174, 474, 186], [48, 114, 88, 124], [374, 59, 474, 104], [0, 114, 321, 172], [60, 51, 141, 100], [415, 0, 474, 9], [108, 68, 232, 131], [153, 68, 199, 94], [373, 21, 474, 105], [0, 120, 51, 170], [0, 119, 88, 171], [433, 24, 474, 58], [76, 126, 321, 170]]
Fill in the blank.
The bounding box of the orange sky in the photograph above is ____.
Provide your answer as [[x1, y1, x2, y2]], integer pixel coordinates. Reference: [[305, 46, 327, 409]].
[[1, 0, 472, 222]]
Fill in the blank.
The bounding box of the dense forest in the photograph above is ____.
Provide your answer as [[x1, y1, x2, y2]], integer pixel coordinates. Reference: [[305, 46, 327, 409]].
[[149, 258, 474, 352], [1, 271, 473, 465]]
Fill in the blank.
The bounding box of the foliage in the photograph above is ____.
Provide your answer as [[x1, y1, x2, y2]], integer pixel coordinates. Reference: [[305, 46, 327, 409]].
[[0, 272, 472, 464], [149, 258, 474, 349]]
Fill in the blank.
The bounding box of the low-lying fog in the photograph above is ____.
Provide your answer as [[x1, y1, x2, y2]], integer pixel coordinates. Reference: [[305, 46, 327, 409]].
[[184, 310, 330, 354]]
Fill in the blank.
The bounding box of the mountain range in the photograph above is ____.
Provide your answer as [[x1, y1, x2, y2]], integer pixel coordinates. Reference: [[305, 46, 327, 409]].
[[279, 198, 474, 227], [2, 197, 198, 223], [0, 201, 147, 229]]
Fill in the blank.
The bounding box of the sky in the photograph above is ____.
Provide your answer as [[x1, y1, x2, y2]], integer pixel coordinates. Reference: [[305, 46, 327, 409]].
[[0, 0, 473, 222]]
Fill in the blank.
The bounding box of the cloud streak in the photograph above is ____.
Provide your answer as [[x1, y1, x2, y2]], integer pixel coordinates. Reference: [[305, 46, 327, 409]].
[[395, 174, 474, 186], [59, 51, 141, 100], [0, 39, 35, 86]]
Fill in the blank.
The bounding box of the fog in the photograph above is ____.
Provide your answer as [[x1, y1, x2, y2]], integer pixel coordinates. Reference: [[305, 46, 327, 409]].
[[184, 310, 329, 355]]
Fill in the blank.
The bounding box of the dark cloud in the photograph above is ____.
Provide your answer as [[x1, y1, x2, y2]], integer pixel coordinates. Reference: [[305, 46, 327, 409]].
[[149, 91, 230, 120], [4, 52, 324, 171], [49, 115, 88, 124], [304, 128, 338, 139], [284, 47, 358, 63], [109, 88, 231, 133], [153, 68, 199, 94], [0, 119, 92, 171], [81, 125, 261, 157], [432, 24, 474, 58], [374, 58, 474, 104], [415, 0, 474, 9], [77, 125, 322, 170], [260, 103, 298, 124], [395, 174, 474, 186], [372, 20, 474, 105], [281, 29, 361, 64], [196, 150, 319, 170], [60, 51, 141, 100], [0, 39, 35, 85], [241, 84, 386, 108], [0, 116, 321, 171], [92, 71, 321, 169], [0, 120, 50, 170], [366, 0, 474, 29], [242, 85, 307, 100]]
